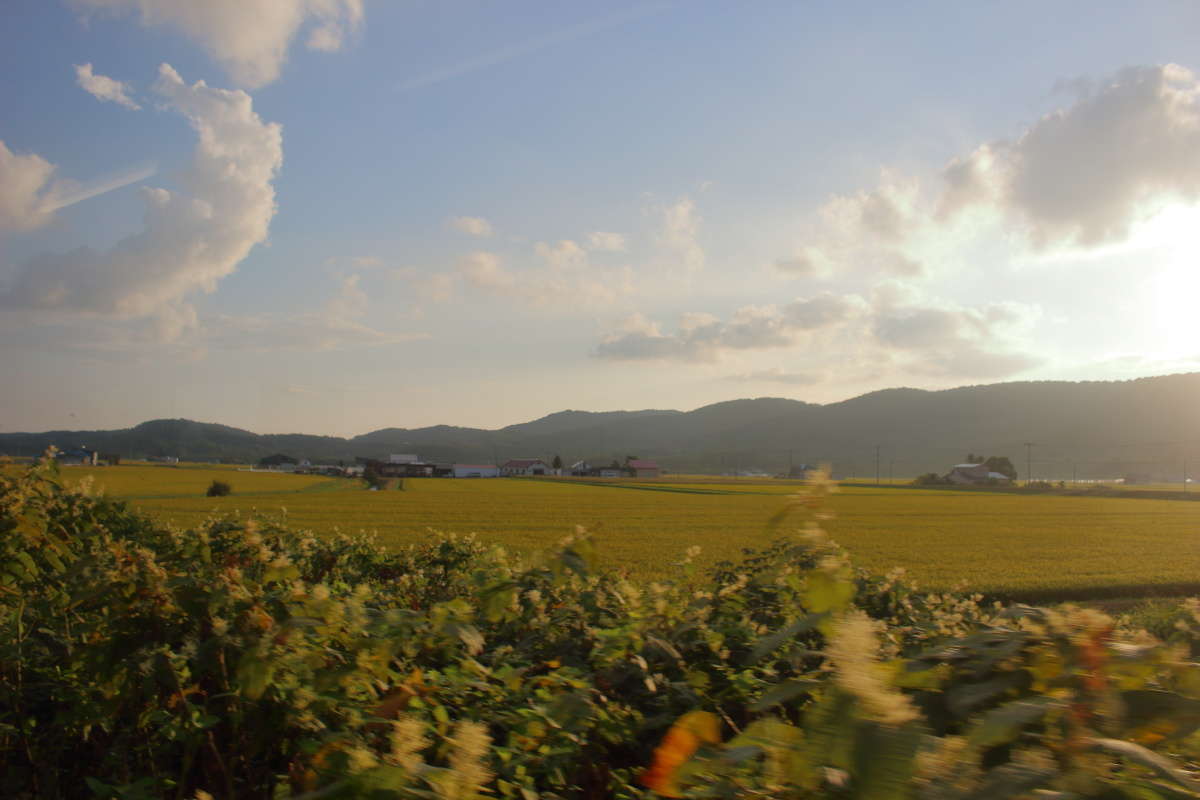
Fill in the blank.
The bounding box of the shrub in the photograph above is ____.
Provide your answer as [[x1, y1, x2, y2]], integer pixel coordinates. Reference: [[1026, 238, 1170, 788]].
[[206, 479, 232, 497], [3, 458, 1200, 798]]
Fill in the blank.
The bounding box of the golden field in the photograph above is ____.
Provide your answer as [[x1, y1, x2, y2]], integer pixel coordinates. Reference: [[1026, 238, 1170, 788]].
[[33, 463, 1200, 600]]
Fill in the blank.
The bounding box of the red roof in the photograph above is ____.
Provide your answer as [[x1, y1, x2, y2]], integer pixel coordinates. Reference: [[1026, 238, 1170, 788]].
[[628, 459, 659, 469]]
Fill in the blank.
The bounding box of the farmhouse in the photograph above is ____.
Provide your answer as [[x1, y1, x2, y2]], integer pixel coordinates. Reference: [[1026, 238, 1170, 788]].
[[453, 464, 500, 478], [501, 458, 550, 476], [946, 463, 1012, 485], [627, 458, 661, 478]]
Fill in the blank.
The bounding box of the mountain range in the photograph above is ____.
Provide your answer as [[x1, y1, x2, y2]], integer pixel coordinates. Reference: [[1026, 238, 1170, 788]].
[[4, 374, 1200, 480]]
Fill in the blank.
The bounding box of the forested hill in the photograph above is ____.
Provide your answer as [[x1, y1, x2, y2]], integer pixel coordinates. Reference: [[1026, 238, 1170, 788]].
[[4, 373, 1200, 479]]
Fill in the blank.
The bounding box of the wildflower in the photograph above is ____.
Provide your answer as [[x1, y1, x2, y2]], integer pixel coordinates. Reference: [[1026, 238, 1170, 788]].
[[825, 611, 918, 726], [436, 721, 492, 800], [387, 716, 428, 773]]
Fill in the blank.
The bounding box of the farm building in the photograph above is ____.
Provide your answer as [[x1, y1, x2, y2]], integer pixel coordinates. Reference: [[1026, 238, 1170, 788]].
[[501, 458, 550, 476], [453, 464, 500, 478], [388, 454, 420, 464], [946, 463, 1012, 485], [627, 459, 661, 478]]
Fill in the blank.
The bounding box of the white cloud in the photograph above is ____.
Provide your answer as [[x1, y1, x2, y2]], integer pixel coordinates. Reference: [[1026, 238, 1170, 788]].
[[594, 293, 866, 362], [777, 64, 1200, 279], [458, 250, 514, 290], [586, 231, 626, 252], [449, 216, 493, 237], [779, 170, 925, 280], [1, 64, 281, 317], [938, 64, 1200, 248], [594, 288, 1038, 380], [73, 0, 364, 88], [534, 239, 586, 269], [658, 196, 704, 271], [869, 290, 1041, 378], [74, 63, 140, 109], [0, 140, 57, 231]]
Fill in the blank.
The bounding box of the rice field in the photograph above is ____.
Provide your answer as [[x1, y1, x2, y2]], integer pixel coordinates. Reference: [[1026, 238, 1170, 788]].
[[37, 464, 1200, 601]]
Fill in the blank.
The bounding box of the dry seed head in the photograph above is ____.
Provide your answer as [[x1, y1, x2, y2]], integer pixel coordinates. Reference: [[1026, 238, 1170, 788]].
[[826, 611, 918, 726]]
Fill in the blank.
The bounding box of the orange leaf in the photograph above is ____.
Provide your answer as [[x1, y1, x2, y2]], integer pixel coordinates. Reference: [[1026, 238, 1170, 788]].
[[639, 711, 721, 797]]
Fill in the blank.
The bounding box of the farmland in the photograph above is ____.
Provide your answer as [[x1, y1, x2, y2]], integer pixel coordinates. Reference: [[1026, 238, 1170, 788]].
[[30, 462, 1200, 601]]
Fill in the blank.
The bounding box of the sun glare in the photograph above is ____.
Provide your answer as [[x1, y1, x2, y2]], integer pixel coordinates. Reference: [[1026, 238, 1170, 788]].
[[1146, 205, 1200, 354]]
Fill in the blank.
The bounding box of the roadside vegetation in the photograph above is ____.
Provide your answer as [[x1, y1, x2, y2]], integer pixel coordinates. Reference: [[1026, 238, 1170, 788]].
[[6, 458, 1200, 798]]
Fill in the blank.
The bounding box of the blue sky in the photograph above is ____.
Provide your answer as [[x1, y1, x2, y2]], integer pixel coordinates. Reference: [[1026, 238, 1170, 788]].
[[3, 1, 1200, 436]]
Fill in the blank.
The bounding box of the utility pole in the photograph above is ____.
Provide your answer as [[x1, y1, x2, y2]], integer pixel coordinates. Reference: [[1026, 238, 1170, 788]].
[[875, 445, 881, 485], [1186, 458, 1189, 493], [788, 449, 793, 477], [1025, 442, 1035, 486]]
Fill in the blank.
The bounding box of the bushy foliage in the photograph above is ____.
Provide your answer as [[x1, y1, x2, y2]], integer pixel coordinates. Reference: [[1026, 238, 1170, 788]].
[[4, 459, 1200, 798], [206, 479, 232, 497]]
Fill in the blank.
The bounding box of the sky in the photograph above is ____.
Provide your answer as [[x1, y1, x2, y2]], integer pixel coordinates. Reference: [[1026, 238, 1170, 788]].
[[3, 1, 1200, 436]]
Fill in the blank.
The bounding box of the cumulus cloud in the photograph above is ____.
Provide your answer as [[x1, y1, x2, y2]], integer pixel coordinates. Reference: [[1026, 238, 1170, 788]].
[[73, 0, 364, 88], [0, 64, 281, 317], [74, 63, 140, 109], [594, 293, 866, 362], [586, 231, 626, 252], [777, 64, 1200, 277], [449, 216, 493, 237], [0, 141, 57, 231], [778, 170, 926, 279], [938, 64, 1200, 248]]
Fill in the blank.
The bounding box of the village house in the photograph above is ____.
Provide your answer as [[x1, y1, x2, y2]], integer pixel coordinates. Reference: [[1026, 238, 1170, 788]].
[[626, 458, 661, 478], [501, 458, 550, 476]]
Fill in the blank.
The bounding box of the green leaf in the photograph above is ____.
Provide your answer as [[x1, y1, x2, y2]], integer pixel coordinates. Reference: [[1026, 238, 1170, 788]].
[[967, 696, 1060, 749], [745, 613, 826, 665], [750, 679, 819, 712]]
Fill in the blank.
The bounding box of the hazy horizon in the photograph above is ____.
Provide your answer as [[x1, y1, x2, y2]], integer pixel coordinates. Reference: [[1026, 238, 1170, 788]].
[[4, 2, 1200, 437]]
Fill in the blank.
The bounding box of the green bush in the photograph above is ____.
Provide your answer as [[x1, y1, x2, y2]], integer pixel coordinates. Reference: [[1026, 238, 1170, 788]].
[[4, 459, 1200, 798], [206, 479, 232, 497]]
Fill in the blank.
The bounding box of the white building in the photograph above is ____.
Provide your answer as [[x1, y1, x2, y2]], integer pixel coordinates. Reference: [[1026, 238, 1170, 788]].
[[453, 464, 500, 478]]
